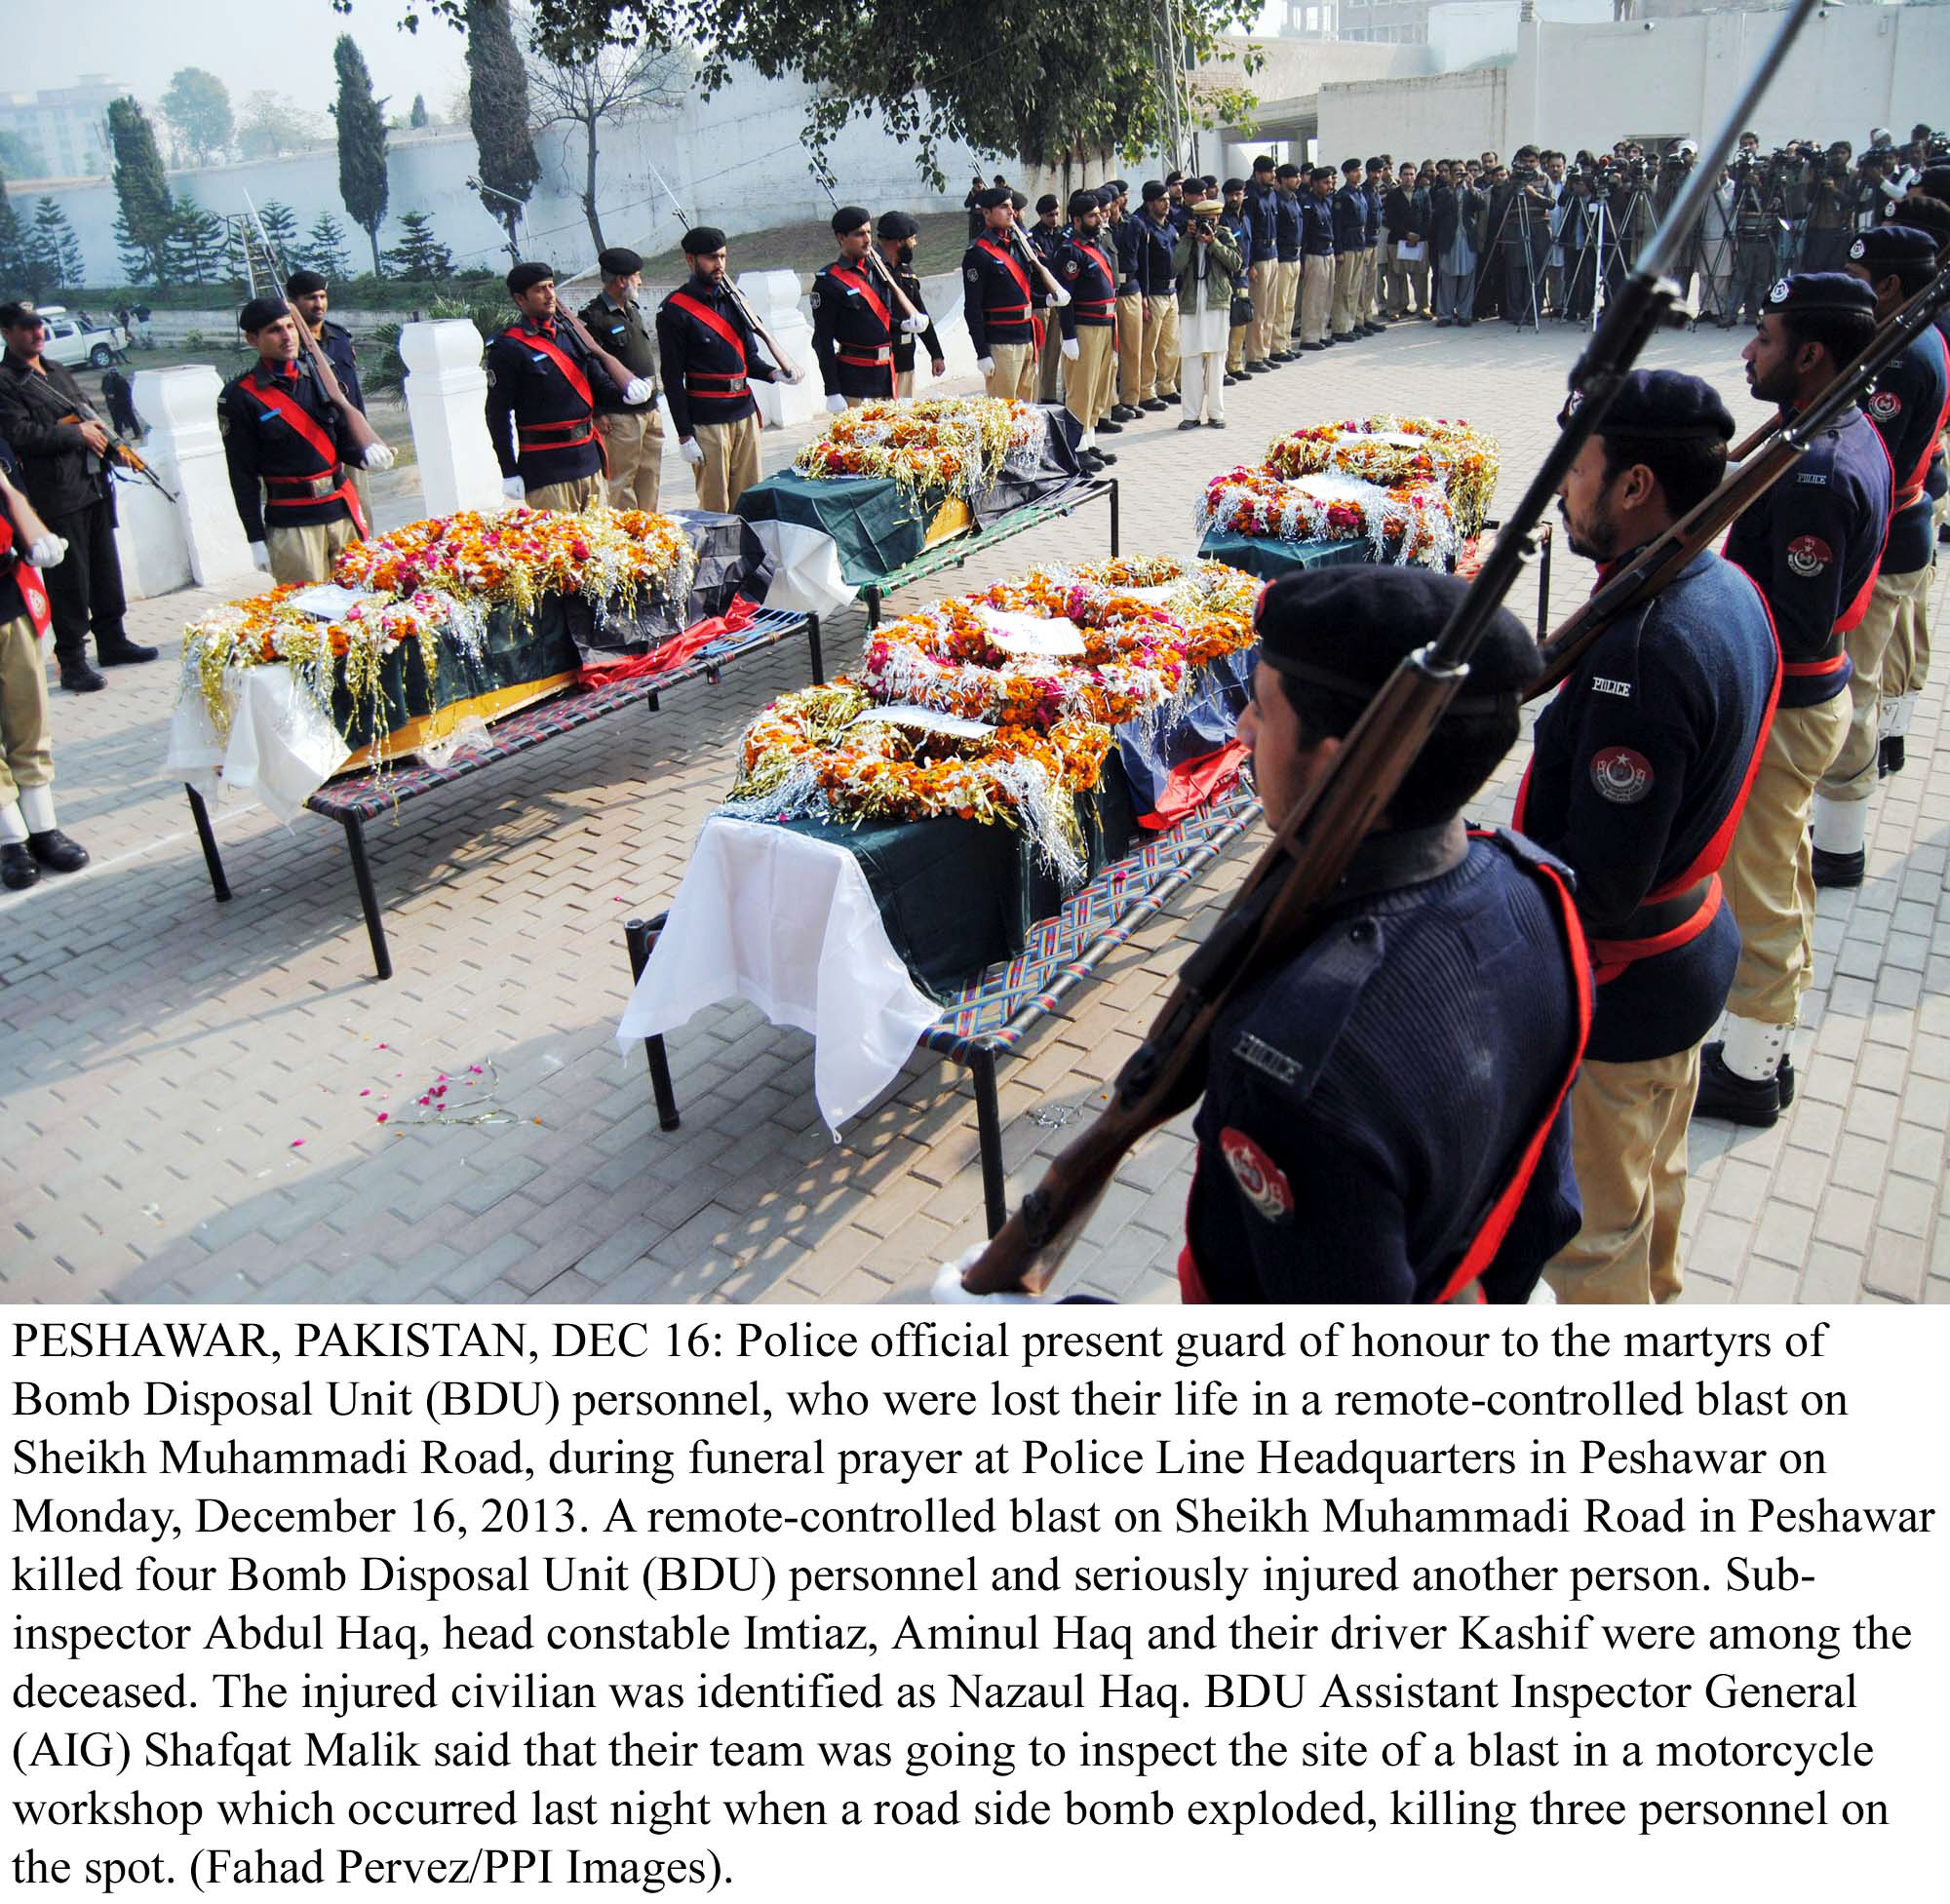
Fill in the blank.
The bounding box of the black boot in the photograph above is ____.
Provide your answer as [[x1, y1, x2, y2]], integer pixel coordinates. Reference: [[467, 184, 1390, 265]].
[[1812, 845, 1864, 888], [1693, 1042, 1781, 1127], [1, 842, 36, 890], [1096, 418, 1124, 434], [58, 655, 105, 693], [27, 829, 89, 874], [1879, 734, 1905, 777], [97, 637, 159, 666]]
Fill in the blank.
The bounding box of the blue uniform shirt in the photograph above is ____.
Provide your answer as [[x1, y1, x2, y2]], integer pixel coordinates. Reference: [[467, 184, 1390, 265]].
[[1863, 323, 1949, 574], [1301, 194, 1337, 257], [1332, 185, 1366, 253], [1242, 182, 1279, 265], [1272, 190, 1303, 262]]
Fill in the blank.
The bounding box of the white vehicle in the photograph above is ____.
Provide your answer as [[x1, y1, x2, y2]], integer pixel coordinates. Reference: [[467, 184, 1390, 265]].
[[35, 305, 130, 369]]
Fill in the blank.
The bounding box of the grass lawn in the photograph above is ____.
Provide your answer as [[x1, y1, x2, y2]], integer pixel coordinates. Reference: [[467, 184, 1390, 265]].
[[630, 210, 976, 285]]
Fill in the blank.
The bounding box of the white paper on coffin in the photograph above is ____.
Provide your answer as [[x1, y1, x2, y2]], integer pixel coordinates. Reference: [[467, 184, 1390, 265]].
[[616, 816, 940, 1133], [978, 605, 1085, 656], [746, 519, 856, 617], [850, 705, 996, 740], [288, 584, 381, 621]]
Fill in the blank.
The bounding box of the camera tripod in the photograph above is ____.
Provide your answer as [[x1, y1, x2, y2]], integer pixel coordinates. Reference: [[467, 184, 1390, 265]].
[[1558, 184, 1655, 330]]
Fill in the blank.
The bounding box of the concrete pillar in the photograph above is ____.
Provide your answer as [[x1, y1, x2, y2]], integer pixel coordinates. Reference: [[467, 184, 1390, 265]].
[[131, 365, 255, 593], [111, 477, 189, 602], [736, 272, 819, 429], [400, 320, 506, 520]]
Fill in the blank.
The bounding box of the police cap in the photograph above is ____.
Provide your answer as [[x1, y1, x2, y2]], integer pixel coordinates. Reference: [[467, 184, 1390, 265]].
[[1036, 194, 1060, 214], [831, 205, 871, 235], [1564, 369, 1735, 445], [1275, 164, 1301, 181], [1309, 167, 1337, 184], [285, 269, 329, 296], [1141, 180, 1168, 204], [682, 226, 728, 255], [1223, 177, 1245, 194], [1009, 190, 1029, 211], [877, 210, 918, 240], [1765, 271, 1878, 319], [975, 186, 1012, 211], [1849, 223, 1937, 273], [237, 295, 290, 333], [1067, 188, 1102, 218], [505, 261, 555, 295], [1095, 185, 1118, 209], [597, 247, 643, 277], [1107, 178, 1129, 196]]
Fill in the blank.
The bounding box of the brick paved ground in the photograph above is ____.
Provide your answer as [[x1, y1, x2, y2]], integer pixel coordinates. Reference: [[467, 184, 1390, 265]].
[[3, 313, 1944, 1306]]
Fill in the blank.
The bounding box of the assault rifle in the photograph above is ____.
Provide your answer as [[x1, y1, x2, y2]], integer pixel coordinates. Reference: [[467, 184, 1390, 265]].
[[956, 0, 1824, 1298]]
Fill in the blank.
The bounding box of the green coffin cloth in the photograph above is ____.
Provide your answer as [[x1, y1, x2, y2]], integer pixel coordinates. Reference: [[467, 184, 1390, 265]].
[[736, 471, 941, 584], [783, 757, 1141, 1001], [1196, 531, 1380, 582]]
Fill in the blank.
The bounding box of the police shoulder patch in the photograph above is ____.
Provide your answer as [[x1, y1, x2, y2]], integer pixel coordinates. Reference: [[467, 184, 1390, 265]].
[[809, 291, 820, 308], [1220, 1128, 1295, 1224], [1589, 745, 1655, 803], [1786, 533, 1832, 577], [1869, 387, 1902, 420]]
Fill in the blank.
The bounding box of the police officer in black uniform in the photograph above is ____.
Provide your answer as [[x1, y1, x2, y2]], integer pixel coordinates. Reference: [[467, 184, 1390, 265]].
[[1055, 187, 1120, 475], [962, 187, 1043, 401], [877, 213, 943, 399], [812, 206, 900, 410], [1184, 566, 1589, 1304]]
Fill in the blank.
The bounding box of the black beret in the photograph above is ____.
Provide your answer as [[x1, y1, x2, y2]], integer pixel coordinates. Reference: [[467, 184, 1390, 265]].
[[0, 300, 41, 330], [1256, 567, 1536, 707], [1009, 190, 1029, 211], [238, 295, 290, 332], [681, 225, 727, 255], [1142, 180, 1167, 203], [976, 186, 1012, 210], [597, 247, 643, 276], [1036, 193, 1059, 214], [1850, 224, 1937, 271], [1310, 167, 1337, 183], [1276, 164, 1302, 180], [1223, 178, 1245, 193], [1342, 158, 1363, 174], [1095, 185, 1118, 207], [1252, 155, 1276, 171], [1107, 178, 1129, 195], [1766, 271, 1878, 319], [285, 269, 328, 296], [1067, 188, 1102, 218], [1563, 369, 1735, 444], [505, 261, 555, 295], [831, 205, 871, 235], [877, 210, 918, 240]]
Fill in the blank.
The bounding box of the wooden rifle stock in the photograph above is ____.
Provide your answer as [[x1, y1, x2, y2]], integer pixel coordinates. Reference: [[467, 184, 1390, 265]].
[[722, 275, 801, 384], [1009, 221, 1070, 303], [555, 304, 651, 406]]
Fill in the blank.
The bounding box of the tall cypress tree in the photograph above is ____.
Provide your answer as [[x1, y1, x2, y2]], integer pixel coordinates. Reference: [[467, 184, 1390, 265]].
[[465, 0, 540, 261], [107, 97, 174, 287], [332, 35, 390, 278], [0, 181, 36, 296]]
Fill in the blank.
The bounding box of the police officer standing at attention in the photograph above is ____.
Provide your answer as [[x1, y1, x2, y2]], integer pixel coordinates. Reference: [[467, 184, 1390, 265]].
[[1031, 196, 1068, 402], [1184, 566, 1588, 1304], [222, 296, 394, 584], [1296, 168, 1339, 351], [962, 187, 1043, 401], [1696, 275, 1889, 1126], [487, 262, 648, 514], [1220, 180, 1254, 379], [877, 213, 944, 398], [1269, 166, 1304, 365], [578, 247, 665, 512], [1056, 188, 1120, 474], [285, 269, 372, 525], [1519, 372, 1778, 1304], [812, 207, 900, 411], [1242, 155, 1280, 373], [657, 227, 787, 514], [1136, 182, 1181, 409], [1110, 181, 1149, 417]]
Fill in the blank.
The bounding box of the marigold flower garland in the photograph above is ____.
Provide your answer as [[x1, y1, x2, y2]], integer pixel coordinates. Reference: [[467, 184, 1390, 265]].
[[1198, 467, 1458, 567], [1263, 415, 1500, 534], [794, 397, 1047, 505]]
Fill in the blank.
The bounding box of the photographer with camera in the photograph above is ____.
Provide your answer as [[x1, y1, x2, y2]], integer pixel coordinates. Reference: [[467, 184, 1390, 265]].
[[1727, 147, 1782, 324]]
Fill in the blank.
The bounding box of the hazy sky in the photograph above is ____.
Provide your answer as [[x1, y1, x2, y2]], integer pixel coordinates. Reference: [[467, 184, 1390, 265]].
[[25, 1, 472, 122]]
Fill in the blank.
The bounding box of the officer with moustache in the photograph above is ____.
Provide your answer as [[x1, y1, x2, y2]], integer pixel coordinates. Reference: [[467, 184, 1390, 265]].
[[1031, 195, 1069, 401], [962, 187, 1044, 401], [578, 247, 665, 511], [877, 213, 944, 398], [812, 207, 900, 409], [1056, 188, 1120, 475]]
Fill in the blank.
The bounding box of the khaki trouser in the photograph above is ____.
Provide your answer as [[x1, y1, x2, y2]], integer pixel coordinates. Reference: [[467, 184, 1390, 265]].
[[525, 473, 606, 515], [1248, 259, 1278, 363], [1299, 257, 1334, 346], [1879, 554, 1933, 699], [1331, 252, 1363, 336], [1821, 563, 1929, 801], [1358, 247, 1380, 322], [1115, 292, 1146, 406], [1144, 296, 1180, 398], [1544, 1046, 1701, 1306], [983, 340, 1038, 403], [0, 609, 53, 809], [896, 369, 916, 399], [1064, 326, 1114, 440], [1272, 259, 1301, 346], [1180, 352, 1226, 426], [265, 513, 360, 586], [689, 416, 762, 515], [597, 408, 665, 513], [1723, 693, 1851, 1027], [1037, 318, 1063, 402], [1227, 323, 1249, 374]]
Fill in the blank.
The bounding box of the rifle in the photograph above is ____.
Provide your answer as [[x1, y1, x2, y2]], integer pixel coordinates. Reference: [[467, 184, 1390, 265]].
[[1532, 246, 1950, 698], [553, 302, 653, 407], [957, 0, 1824, 1298], [241, 191, 385, 462], [57, 412, 178, 504], [1009, 220, 1072, 308], [812, 179, 923, 329]]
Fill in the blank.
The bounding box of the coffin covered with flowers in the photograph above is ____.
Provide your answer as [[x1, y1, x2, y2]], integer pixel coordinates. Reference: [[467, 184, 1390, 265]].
[[1196, 414, 1500, 581]]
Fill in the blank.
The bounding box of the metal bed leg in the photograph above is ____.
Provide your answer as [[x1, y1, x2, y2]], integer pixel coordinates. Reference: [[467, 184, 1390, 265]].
[[805, 612, 825, 685], [968, 1046, 1008, 1238], [1107, 477, 1120, 557], [340, 812, 392, 982], [863, 587, 882, 632], [644, 689, 662, 712], [1537, 524, 1553, 633], [184, 784, 230, 902], [624, 916, 682, 1130]]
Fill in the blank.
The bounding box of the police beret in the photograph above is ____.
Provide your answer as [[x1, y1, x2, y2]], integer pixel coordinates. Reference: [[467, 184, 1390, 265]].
[[1036, 194, 1059, 214], [1310, 168, 1337, 183], [1275, 164, 1301, 180], [1141, 180, 1168, 203], [975, 186, 1012, 210], [1566, 369, 1735, 444], [596, 247, 643, 277], [237, 295, 290, 332], [1850, 224, 1937, 271], [830, 205, 871, 235], [1107, 179, 1129, 195], [1067, 188, 1101, 218], [1223, 177, 1245, 194], [1342, 158, 1363, 174], [1766, 272, 1877, 318], [1252, 155, 1276, 172], [1009, 190, 1029, 211], [1256, 567, 1536, 706], [285, 269, 328, 296], [1095, 185, 1118, 208], [505, 261, 555, 295], [877, 210, 918, 240], [681, 226, 727, 255], [0, 300, 41, 330]]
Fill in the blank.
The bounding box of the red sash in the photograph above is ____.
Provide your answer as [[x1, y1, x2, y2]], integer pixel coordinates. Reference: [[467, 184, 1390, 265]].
[[829, 266, 891, 335], [251, 373, 368, 537], [976, 240, 1034, 323], [503, 324, 594, 412], [1075, 241, 1119, 348], [1896, 326, 1950, 499], [1, 520, 53, 639], [668, 291, 748, 369]]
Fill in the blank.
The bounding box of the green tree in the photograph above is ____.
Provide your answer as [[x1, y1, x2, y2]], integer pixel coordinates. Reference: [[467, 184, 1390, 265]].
[[0, 182, 43, 294], [332, 34, 391, 277], [0, 129, 47, 180], [107, 97, 175, 287], [303, 211, 355, 278], [29, 199, 84, 288], [384, 209, 455, 279], [162, 67, 234, 165], [465, 0, 540, 262], [410, 94, 430, 129], [166, 198, 229, 285], [257, 200, 303, 266], [238, 92, 321, 162]]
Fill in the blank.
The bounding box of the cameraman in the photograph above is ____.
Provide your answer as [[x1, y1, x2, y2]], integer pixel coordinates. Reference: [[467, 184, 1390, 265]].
[[1801, 142, 1854, 271], [1728, 149, 1780, 323]]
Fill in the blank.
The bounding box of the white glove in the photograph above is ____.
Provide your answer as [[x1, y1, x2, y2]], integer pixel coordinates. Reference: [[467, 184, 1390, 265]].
[[825, 393, 847, 414], [249, 540, 270, 573], [1049, 284, 1072, 308], [623, 377, 653, 407], [787, 365, 806, 385], [362, 441, 395, 472], [500, 475, 526, 502], [932, 1248, 1042, 1306], [901, 313, 928, 333], [25, 534, 66, 568], [1061, 337, 1080, 362], [680, 438, 705, 467], [977, 357, 995, 376]]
